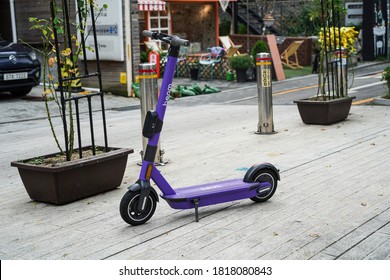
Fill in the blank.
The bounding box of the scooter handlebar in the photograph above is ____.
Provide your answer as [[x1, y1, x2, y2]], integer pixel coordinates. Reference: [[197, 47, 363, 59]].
[[142, 30, 190, 47], [142, 30, 154, 38], [171, 36, 190, 47]]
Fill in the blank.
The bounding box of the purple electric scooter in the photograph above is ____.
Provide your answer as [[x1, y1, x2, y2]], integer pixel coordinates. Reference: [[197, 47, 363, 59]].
[[120, 31, 280, 226]]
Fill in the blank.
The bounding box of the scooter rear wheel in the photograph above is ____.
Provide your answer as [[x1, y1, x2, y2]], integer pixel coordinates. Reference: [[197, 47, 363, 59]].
[[120, 191, 157, 226], [250, 169, 278, 203]]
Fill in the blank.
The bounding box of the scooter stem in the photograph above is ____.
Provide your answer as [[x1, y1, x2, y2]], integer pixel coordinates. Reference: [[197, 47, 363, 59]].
[[139, 45, 179, 181]]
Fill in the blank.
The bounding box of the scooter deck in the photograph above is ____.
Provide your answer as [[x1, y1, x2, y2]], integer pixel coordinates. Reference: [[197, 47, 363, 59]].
[[161, 178, 270, 210]]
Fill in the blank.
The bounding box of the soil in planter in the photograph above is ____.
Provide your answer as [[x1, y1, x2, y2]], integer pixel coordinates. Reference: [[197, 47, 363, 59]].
[[25, 147, 108, 166], [307, 95, 349, 101]]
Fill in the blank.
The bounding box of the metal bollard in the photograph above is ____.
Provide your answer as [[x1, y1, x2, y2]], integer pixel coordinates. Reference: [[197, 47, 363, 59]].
[[256, 53, 275, 134], [336, 48, 348, 97], [138, 63, 166, 165]]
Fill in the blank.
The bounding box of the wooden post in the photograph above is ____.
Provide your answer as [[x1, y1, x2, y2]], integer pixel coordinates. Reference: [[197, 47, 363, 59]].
[[266, 35, 285, 81]]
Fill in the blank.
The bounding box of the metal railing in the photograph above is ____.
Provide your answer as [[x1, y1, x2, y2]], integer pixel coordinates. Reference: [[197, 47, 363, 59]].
[[50, 0, 108, 161], [317, 0, 348, 99]]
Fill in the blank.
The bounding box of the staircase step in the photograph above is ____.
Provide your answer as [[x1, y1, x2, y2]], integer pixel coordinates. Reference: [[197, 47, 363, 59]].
[[228, 0, 279, 35]]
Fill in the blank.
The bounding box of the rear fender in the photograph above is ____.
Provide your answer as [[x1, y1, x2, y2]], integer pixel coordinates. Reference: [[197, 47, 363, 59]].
[[243, 163, 280, 182]]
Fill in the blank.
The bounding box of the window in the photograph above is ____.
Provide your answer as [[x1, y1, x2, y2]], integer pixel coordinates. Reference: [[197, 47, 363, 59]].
[[148, 8, 171, 49]]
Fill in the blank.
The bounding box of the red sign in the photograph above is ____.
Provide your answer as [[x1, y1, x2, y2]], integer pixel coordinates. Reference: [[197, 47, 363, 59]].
[[148, 51, 160, 78]]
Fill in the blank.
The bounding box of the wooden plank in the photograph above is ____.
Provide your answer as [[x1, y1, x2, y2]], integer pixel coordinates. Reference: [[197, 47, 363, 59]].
[[267, 34, 285, 81]]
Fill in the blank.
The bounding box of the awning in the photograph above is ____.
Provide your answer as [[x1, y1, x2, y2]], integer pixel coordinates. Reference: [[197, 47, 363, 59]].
[[138, 0, 166, 11], [164, 0, 237, 2]]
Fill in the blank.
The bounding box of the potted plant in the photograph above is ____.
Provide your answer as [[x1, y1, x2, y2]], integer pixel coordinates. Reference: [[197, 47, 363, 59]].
[[10, 0, 133, 205], [381, 66, 390, 98], [251, 40, 269, 80], [228, 54, 253, 82], [375, 66, 390, 104], [187, 59, 199, 80], [294, 0, 357, 125]]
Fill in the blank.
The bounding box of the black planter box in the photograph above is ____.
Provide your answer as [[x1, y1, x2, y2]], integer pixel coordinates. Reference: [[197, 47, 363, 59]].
[[236, 68, 247, 82], [294, 96, 355, 125], [11, 147, 133, 205], [190, 68, 199, 80]]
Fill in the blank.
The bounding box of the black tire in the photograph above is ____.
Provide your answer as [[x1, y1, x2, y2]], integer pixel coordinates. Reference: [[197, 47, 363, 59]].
[[250, 169, 278, 203], [10, 87, 32, 96], [120, 191, 157, 226]]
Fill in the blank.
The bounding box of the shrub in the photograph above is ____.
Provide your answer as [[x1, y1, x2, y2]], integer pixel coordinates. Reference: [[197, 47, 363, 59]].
[[251, 40, 269, 64], [228, 54, 253, 70], [238, 23, 247, 34], [381, 66, 390, 98]]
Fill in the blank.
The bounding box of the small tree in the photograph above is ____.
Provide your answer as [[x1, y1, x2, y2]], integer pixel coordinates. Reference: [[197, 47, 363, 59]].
[[29, 0, 107, 160], [312, 0, 357, 100]]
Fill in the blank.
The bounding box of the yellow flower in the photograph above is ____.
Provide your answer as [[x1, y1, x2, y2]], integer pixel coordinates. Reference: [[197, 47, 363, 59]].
[[319, 26, 359, 54], [61, 48, 71, 57]]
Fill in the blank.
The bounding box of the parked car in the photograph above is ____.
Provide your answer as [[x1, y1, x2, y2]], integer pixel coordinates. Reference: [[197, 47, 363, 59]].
[[0, 36, 41, 96]]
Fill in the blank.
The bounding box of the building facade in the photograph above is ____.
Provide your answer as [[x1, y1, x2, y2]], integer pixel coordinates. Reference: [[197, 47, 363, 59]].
[[1, 0, 225, 95]]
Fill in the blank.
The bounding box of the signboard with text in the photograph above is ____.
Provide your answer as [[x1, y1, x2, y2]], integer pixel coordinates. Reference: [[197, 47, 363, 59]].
[[81, 0, 124, 61], [345, 2, 363, 26]]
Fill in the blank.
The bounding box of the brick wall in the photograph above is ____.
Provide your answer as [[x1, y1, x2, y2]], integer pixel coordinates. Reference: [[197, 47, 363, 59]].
[[0, 1, 13, 41], [171, 3, 215, 52], [14, 0, 51, 44]]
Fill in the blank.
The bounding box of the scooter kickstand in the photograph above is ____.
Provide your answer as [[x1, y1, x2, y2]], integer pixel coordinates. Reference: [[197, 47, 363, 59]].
[[193, 199, 200, 222]]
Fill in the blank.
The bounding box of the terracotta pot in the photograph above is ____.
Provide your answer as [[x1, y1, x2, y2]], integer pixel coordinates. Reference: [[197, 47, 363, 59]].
[[294, 96, 355, 125], [11, 147, 133, 205]]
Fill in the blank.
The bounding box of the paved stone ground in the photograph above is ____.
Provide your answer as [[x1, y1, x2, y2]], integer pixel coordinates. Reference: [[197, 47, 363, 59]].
[[0, 98, 389, 259]]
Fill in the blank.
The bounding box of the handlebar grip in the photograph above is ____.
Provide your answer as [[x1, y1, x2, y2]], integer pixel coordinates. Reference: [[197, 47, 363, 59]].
[[142, 30, 154, 38], [171, 36, 190, 47], [142, 30, 191, 46]]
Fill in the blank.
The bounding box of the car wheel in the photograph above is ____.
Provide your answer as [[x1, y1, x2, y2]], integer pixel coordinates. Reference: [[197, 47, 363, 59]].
[[10, 87, 32, 96]]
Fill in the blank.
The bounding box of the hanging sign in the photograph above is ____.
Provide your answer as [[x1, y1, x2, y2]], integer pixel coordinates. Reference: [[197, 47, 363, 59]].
[[148, 51, 161, 78]]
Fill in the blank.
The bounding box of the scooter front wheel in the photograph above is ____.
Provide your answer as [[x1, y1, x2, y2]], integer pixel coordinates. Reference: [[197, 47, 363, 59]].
[[120, 191, 157, 226], [250, 169, 278, 203]]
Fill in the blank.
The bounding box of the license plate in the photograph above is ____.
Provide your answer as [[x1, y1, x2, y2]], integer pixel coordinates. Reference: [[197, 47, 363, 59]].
[[3, 72, 28, 81]]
